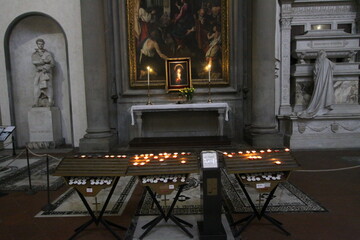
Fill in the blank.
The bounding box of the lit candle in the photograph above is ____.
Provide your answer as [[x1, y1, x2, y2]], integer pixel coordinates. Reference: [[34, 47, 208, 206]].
[[147, 66, 151, 86]]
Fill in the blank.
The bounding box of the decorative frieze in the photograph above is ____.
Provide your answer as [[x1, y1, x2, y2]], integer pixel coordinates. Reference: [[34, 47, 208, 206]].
[[292, 5, 356, 16]]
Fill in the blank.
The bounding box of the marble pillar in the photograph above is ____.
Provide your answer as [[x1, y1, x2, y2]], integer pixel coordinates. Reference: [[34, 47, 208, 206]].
[[279, 0, 293, 115], [247, 0, 283, 147], [79, 0, 115, 152]]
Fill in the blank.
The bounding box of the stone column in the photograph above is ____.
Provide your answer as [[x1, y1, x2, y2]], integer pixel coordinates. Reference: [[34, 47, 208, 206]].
[[279, 0, 293, 115], [79, 0, 114, 152], [248, 0, 283, 147]]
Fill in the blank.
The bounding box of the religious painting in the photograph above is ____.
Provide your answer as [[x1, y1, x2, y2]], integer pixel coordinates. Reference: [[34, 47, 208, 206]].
[[126, 0, 229, 88], [165, 57, 192, 92]]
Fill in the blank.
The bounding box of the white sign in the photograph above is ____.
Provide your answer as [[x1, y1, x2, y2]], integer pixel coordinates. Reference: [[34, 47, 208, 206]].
[[201, 151, 218, 168], [86, 188, 93, 193]]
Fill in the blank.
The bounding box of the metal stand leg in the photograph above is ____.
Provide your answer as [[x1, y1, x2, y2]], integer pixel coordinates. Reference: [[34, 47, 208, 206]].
[[232, 175, 291, 237], [68, 177, 126, 240], [139, 185, 193, 239], [41, 155, 56, 211], [25, 147, 36, 195]]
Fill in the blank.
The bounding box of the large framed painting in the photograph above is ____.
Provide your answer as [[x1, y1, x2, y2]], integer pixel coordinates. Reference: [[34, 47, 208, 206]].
[[127, 0, 229, 88]]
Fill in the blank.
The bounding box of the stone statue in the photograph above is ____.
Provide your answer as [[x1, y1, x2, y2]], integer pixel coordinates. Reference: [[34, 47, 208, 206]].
[[32, 38, 54, 107], [298, 50, 335, 119]]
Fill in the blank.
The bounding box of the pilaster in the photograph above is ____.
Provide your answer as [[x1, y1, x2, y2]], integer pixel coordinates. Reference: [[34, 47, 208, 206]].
[[79, 0, 115, 152]]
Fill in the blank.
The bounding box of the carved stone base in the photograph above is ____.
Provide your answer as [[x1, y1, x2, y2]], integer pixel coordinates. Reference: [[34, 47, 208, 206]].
[[79, 135, 116, 153], [27, 141, 56, 149], [279, 114, 360, 149], [28, 107, 64, 149], [244, 130, 284, 148]]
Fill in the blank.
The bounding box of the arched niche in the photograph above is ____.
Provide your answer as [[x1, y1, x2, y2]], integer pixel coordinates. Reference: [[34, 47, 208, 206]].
[[5, 13, 72, 147]]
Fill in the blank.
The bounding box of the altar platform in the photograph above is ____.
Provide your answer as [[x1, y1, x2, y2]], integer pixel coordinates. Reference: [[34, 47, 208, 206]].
[[128, 136, 232, 148]]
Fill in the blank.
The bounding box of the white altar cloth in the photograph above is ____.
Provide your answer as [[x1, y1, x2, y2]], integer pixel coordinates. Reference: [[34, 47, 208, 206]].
[[129, 103, 230, 137]]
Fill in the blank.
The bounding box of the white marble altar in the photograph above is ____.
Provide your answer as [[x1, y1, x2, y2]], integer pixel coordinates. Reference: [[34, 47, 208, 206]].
[[130, 103, 230, 138]]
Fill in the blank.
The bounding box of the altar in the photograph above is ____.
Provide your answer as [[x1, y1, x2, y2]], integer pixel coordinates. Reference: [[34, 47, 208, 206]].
[[130, 103, 230, 138]]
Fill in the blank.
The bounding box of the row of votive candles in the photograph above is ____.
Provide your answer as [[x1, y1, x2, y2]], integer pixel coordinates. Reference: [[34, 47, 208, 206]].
[[223, 148, 290, 156], [133, 152, 191, 160], [141, 174, 187, 184], [239, 171, 285, 182], [74, 154, 127, 159], [68, 177, 113, 186]]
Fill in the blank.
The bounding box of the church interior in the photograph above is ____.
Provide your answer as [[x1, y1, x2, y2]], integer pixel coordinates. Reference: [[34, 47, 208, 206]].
[[0, 0, 360, 239]]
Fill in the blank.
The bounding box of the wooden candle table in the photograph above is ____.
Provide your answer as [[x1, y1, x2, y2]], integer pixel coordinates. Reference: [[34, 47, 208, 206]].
[[223, 149, 300, 237]]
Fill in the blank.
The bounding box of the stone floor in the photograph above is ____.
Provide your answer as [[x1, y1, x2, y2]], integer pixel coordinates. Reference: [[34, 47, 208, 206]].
[[0, 148, 359, 240]]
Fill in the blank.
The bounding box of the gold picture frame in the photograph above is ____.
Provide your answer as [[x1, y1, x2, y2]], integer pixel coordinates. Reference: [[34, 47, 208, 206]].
[[165, 57, 192, 92], [126, 0, 229, 88]]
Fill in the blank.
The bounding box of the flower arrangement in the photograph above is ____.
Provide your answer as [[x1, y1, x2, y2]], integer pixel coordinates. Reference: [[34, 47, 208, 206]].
[[179, 87, 195, 102]]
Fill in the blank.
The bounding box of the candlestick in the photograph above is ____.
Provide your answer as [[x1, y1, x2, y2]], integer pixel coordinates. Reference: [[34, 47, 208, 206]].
[[147, 66, 150, 86], [207, 64, 212, 103], [146, 66, 152, 105]]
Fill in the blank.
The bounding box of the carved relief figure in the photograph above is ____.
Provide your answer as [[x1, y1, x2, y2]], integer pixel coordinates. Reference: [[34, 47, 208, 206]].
[[298, 50, 335, 118], [32, 39, 55, 107]]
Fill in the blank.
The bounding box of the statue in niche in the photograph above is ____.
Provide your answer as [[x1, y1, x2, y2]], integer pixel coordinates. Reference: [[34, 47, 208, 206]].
[[31, 38, 54, 107], [298, 50, 335, 118]]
